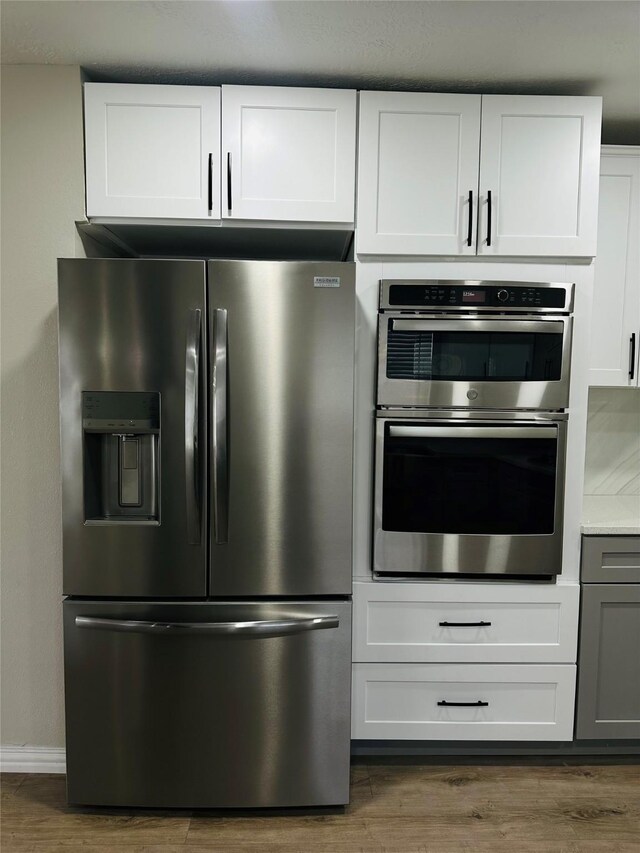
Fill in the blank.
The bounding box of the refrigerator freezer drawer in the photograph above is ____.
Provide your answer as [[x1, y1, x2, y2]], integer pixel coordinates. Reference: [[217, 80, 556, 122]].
[[63, 599, 352, 808]]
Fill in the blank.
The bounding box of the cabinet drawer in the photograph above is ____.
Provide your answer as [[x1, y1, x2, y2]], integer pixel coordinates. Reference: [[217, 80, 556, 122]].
[[353, 582, 578, 663], [582, 536, 640, 582], [352, 663, 576, 741]]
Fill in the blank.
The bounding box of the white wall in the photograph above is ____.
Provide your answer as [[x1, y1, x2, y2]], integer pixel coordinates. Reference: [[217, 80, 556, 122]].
[[1, 65, 85, 749]]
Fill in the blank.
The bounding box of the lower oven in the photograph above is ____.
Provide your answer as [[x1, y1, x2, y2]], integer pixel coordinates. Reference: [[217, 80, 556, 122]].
[[374, 410, 567, 578]]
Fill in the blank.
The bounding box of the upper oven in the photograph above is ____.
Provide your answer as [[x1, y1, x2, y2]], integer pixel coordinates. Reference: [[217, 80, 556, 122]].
[[377, 280, 574, 411]]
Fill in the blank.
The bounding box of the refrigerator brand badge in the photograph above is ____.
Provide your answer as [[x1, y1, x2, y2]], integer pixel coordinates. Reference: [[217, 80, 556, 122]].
[[313, 276, 341, 288]]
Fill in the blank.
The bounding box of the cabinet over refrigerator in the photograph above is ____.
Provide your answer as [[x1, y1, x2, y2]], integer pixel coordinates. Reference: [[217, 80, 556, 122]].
[[58, 258, 355, 808]]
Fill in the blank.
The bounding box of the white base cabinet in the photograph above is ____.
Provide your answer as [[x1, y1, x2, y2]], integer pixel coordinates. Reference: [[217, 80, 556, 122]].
[[352, 582, 579, 742], [352, 663, 576, 741]]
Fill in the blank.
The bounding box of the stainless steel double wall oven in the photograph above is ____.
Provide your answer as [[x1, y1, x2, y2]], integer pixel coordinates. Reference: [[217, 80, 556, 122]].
[[374, 280, 574, 578]]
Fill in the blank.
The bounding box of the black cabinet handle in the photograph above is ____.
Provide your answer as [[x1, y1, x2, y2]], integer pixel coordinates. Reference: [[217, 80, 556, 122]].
[[467, 190, 473, 247], [486, 190, 492, 247], [227, 152, 232, 213], [439, 621, 492, 627], [437, 700, 489, 707], [207, 153, 213, 214], [630, 333, 636, 380]]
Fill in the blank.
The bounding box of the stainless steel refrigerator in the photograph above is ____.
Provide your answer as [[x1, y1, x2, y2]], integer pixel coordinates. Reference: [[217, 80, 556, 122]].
[[58, 259, 355, 808]]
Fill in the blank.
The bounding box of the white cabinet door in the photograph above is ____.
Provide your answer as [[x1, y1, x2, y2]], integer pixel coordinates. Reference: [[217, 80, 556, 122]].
[[589, 147, 640, 386], [222, 85, 356, 223], [478, 95, 602, 257], [84, 83, 220, 220], [356, 92, 481, 255]]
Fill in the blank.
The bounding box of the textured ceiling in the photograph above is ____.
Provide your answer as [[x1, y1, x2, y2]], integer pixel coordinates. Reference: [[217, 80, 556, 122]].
[[2, 0, 639, 143]]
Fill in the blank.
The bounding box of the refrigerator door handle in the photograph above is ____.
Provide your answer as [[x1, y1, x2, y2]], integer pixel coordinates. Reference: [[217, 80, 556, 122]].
[[212, 308, 229, 544], [75, 614, 339, 637], [185, 308, 202, 545]]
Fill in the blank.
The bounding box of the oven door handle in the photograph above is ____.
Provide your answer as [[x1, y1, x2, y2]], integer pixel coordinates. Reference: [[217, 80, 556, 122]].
[[388, 425, 557, 440], [390, 318, 564, 334]]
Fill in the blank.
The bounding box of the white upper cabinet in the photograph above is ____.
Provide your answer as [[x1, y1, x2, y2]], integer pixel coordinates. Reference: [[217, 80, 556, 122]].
[[84, 83, 221, 220], [356, 92, 481, 255], [589, 147, 640, 387], [84, 83, 357, 225], [221, 85, 356, 223], [478, 95, 602, 257], [357, 92, 602, 257]]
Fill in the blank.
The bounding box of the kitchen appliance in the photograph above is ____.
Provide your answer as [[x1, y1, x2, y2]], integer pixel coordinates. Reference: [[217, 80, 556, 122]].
[[58, 259, 355, 808], [374, 280, 573, 578], [374, 409, 567, 577], [378, 280, 574, 410]]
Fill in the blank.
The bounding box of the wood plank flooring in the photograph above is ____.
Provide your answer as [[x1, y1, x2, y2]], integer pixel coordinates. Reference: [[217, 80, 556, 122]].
[[2, 762, 639, 852]]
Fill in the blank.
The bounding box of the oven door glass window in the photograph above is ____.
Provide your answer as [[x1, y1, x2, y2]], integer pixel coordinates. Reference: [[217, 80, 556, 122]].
[[382, 426, 557, 535], [386, 328, 563, 382]]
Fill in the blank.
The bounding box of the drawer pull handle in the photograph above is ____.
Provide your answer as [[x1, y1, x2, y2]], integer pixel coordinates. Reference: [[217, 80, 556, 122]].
[[438, 621, 492, 627], [437, 700, 489, 708]]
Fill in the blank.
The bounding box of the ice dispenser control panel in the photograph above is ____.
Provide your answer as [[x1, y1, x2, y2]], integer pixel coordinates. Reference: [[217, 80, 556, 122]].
[[82, 392, 160, 432]]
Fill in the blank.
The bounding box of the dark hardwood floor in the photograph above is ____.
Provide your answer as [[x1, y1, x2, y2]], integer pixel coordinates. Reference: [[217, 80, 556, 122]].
[[2, 762, 639, 852]]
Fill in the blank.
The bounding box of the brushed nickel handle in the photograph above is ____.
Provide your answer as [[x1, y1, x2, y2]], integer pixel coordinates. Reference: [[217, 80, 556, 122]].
[[391, 318, 563, 334], [76, 615, 339, 637], [212, 308, 229, 544], [389, 425, 557, 440], [185, 308, 201, 545]]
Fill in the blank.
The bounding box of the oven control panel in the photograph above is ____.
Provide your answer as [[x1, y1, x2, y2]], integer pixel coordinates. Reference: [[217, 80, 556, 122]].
[[383, 281, 572, 312]]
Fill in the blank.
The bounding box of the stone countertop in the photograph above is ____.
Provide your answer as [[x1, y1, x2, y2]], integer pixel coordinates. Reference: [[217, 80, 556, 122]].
[[582, 494, 640, 535]]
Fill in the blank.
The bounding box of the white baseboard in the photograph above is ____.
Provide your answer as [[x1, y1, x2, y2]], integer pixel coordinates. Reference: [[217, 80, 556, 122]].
[[1, 746, 66, 774]]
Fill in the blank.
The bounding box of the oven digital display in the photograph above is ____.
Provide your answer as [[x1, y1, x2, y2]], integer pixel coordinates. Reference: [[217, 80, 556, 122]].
[[462, 289, 486, 304]]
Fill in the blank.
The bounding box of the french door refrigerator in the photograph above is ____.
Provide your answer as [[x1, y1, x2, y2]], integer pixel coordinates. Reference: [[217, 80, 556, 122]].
[[58, 259, 355, 808]]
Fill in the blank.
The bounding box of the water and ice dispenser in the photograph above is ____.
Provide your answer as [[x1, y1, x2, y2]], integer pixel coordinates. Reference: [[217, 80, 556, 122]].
[[82, 392, 160, 522]]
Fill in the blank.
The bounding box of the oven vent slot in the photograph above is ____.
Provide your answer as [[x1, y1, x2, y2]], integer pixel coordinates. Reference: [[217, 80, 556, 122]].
[[387, 330, 434, 379]]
